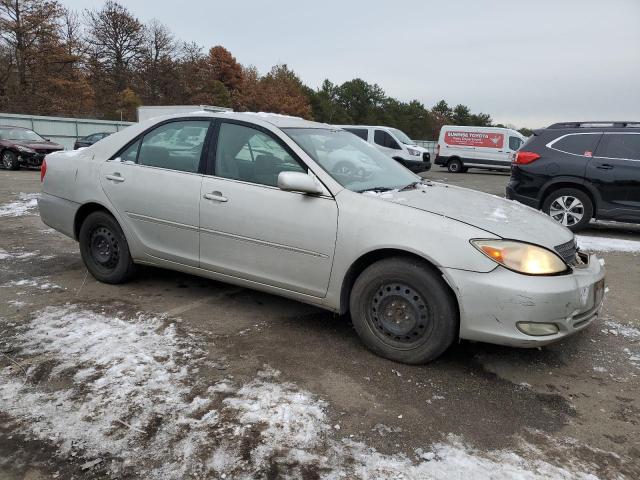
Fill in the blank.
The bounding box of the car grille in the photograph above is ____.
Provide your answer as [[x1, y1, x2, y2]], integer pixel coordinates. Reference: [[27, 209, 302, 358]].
[[555, 239, 578, 266]]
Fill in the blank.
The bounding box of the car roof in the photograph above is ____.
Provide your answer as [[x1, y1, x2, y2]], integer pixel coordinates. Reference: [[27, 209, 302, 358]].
[[156, 111, 332, 129], [536, 121, 640, 135]]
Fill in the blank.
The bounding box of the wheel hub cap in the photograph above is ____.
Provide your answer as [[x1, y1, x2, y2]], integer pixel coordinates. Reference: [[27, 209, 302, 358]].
[[371, 283, 428, 343], [90, 226, 119, 268], [549, 196, 584, 226]]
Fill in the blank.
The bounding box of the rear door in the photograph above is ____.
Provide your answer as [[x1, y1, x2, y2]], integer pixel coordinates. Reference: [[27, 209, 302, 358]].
[[100, 119, 211, 266], [589, 132, 640, 217]]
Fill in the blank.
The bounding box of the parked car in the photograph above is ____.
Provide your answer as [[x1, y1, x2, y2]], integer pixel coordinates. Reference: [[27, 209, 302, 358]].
[[435, 125, 525, 173], [507, 121, 640, 231], [335, 125, 431, 173], [0, 125, 64, 170], [39, 112, 605, 364], [74, 132, 113, 149]]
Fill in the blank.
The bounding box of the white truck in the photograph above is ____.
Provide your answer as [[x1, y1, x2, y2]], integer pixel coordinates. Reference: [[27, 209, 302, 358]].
[[434, 125, 525, 173], [334, 125, 431, 173]]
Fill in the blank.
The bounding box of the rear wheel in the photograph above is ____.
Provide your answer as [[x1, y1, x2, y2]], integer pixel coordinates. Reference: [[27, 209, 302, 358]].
[[542, 188, 593, 231], [79, 211, 135, 284], [2, 150, 19, 170], [447, 158, 463, 173], [349, 257, 458, 364]]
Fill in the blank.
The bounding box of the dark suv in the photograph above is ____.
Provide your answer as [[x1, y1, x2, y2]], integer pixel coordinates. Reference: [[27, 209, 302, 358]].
[[0, 125, 64, 170], [506, 121, 640, 231]]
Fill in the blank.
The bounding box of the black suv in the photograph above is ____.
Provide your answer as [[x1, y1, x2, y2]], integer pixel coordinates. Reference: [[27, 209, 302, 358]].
[[506, 121, 640, 231]]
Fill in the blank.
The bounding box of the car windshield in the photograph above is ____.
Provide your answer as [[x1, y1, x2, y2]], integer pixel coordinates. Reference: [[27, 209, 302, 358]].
[[0, 128, 45, 142], [284, 128, 418, 192], [389, 128, 415, 146]]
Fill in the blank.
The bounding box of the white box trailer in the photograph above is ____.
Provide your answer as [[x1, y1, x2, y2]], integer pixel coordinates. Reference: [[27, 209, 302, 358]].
[[137, 105, 232, 122]]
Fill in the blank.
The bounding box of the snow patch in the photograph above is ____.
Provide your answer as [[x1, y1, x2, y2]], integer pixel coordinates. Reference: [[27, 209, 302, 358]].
[[602, 320, 640, 340], [0, 306, 602, 479], [0, 248, 38, 261], [576, 235, 640, 253], [1, 278, 62, 290], [0, 192, 39, 217]]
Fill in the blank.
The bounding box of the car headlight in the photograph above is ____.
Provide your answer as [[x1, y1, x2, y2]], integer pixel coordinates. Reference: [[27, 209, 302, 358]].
[[471, 239, 568, 275], [16, 145, 35, 153], [407, 148, 421, 157]]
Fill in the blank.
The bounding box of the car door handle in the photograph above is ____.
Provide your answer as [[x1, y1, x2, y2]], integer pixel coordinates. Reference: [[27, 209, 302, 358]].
[[596, 164, 614, 170], [105, 173, 125, 182], [203, 191, 228, 202]]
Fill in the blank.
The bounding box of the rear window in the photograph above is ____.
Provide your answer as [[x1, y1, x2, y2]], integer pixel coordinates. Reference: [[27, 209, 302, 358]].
[[344, 128, 368, 141], [551, 134, 601, 157], [596, 133, 640, 160]]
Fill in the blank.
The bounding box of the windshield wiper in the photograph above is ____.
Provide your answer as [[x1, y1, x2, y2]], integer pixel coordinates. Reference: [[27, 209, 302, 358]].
[[357, 186, 394, 193], [398, 181, 422, 192]]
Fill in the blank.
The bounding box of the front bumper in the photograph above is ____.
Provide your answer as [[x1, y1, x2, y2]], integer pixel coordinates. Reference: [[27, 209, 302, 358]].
[[443, 253, 605, 347], [397, 158, 431, 173], [18, 152, 46, 166]]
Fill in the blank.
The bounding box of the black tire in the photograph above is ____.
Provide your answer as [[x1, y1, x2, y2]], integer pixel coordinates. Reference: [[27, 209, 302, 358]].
[[461, 167, 469, 173], [349, 257, 458, 364], [2, 150, 19, 170], [79, 211, 135, 284], [447, 158, 463, 173], [542, 188, 593, 232]]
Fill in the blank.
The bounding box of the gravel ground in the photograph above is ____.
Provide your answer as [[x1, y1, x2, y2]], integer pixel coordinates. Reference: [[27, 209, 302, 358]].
[[1, 167, 639, 479]]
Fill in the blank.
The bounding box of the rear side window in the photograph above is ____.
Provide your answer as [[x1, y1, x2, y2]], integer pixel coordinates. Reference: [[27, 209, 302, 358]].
[[551, 134, 601, 157], [137, 120, 210, 173], [509, 136, 523, 151], [374, 130, 401, 150], [596, 134, 640, 160], [344, 128, 368, 141]]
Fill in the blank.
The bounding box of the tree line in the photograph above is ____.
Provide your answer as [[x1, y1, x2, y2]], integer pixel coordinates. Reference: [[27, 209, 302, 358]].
[[1, 0, 519, 139]]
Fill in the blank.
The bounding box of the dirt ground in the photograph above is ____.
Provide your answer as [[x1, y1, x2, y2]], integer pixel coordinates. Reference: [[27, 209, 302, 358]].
[[1, 167, 639, 479]]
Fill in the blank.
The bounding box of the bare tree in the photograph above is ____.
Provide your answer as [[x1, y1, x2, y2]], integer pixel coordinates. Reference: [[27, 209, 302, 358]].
[[0, 0, 62, 93], [84, 0, 144, 92]]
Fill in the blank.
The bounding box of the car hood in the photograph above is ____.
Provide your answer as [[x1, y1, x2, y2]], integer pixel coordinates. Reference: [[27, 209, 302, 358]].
[[13, 140, 63, 151], [366, 182, 574, 250]]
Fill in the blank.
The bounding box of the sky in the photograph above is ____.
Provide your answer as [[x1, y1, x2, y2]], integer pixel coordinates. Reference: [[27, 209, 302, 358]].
[[62, 0, 640, 128]]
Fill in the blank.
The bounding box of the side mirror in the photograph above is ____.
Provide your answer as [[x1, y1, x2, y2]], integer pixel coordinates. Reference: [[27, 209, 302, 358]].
[[277, 171, 323, 195]]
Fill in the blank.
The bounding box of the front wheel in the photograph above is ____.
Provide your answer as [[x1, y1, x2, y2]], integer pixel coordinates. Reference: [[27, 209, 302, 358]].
[[79, 211, 135, 284], [2, 150, 19, 170], [542, 188, 593, 231], [349, 257, 458, 364], [447, 158, 463, 173]]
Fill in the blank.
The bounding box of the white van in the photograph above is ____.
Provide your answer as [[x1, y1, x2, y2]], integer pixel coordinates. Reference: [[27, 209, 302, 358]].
[[334, 125, 431, 172], [435, 125, 525, 173]]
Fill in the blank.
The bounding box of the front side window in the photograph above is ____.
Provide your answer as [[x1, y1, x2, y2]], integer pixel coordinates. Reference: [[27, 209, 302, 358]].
[[285, 128, 417, 192], [551, 133, 601, 157], [597, 134, 640, 160], [509, 136, 523, 151], [389, 128, 414, 146], [374, 130, 401, 150], [344, 128, 368, 141], [215, 122, 305, 187], [137, 120, 209, 173]]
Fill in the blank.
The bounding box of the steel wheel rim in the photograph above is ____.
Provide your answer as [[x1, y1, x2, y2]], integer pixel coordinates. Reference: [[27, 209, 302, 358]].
[[89, 226, 120, 270], [549, 196, 584, 226], [449, 162, 459, 172], [369, 282, 432, 348]]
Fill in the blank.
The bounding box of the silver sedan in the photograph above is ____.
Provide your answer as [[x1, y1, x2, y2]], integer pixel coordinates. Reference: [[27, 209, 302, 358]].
[[39, 112, 605, 364]]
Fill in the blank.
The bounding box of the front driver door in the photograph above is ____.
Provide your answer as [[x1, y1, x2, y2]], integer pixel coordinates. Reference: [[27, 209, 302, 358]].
[[199, 120, 338, 297], [100, 119, 211, 266]]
